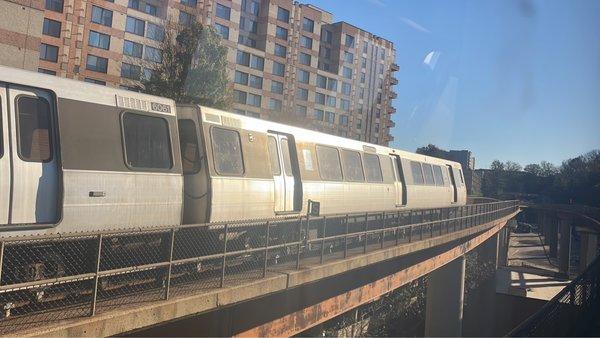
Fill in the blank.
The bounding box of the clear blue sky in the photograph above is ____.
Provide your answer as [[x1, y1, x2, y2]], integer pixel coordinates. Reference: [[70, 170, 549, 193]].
[[308, 0, 600, 169]]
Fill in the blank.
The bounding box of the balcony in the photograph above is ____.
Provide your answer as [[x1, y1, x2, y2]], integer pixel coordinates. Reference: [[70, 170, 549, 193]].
[[387, 120, 396, 128], [389, 106, 397, 114], [390, 77, 398, 85], [391, 63, 399, 72], [389, 91, 398, 99], [384, 134, 395, 142]]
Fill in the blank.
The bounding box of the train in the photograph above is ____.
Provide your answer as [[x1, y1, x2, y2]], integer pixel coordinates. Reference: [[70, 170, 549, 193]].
[[0, 65, 466, 237]]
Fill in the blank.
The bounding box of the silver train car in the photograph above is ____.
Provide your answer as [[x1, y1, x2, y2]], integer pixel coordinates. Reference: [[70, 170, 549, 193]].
[[0, 66, 466, 239]]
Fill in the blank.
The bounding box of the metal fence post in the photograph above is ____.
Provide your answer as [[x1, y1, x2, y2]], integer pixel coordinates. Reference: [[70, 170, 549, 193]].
[[164, 228, 176, 300], [263, 221, 270, 278], [220, 224, 229, 288], [90, 234, 103, 316], [363, 212, 369, 254], [296, 217, 302, 270], [0, 242, 4, 286], [344, 214, 349, 258], [381, 212, 386, 249], [395, 211, 400, 246], [320, 216, 327, 264]]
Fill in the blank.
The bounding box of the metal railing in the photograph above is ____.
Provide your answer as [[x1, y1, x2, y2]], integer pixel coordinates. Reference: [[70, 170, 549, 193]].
[[0, 200, 518, 334], [508, 254, 600, 337]]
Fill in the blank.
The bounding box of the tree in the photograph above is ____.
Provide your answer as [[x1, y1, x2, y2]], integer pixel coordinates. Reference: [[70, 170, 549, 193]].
[[416, 144, 444, 157], [539, 161, 558, 177], [504, 161, 522, 172], [524, 163, 542, 176], [142, 19, 231, 108], [490, 160, 504, 171]]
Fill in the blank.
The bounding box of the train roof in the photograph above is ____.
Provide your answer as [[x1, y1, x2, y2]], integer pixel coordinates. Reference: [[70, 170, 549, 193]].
[[191, 105, 463, 168], [0, 66, 176, 116]]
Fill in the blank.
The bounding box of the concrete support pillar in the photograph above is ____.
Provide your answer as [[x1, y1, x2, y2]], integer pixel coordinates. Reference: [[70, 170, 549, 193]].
[[558, 218, 572, 275], [579, 230, 598, 273], [425, 256, 466, 337], [482, 233, 500, 269], [548, 216, 558, 258]]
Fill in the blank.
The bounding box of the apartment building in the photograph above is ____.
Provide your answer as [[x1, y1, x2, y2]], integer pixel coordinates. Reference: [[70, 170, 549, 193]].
[[0, 0, 398, 145]]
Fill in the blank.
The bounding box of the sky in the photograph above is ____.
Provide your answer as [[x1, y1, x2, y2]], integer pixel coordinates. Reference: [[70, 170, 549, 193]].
[[308, 0, 600, 168]]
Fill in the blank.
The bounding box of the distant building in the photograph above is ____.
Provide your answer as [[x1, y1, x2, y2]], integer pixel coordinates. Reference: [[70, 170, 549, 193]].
[[0, 0, 398, 145]]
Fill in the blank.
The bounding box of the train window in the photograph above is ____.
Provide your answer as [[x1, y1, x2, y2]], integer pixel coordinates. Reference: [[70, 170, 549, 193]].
[[280, 138, 293, 176], [422, 163, 435, 185], [178, 119, 201, 175], [459, 168, 464, 184], [410, 161, 424, 185], [16, 96, 52, 162], [433, 165, 444, 186], [211, 127, 244, 176], [316, 145, 342, 181], [267, 136, 281, 175], [380, 155, 394, 182], [341, 149, 364, 182], [123, 112, 172, 169], [364, 153, 383, 182]]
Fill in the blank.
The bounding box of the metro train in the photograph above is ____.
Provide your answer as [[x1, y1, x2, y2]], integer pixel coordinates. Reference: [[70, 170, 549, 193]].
[[0, 65, 466, 239]]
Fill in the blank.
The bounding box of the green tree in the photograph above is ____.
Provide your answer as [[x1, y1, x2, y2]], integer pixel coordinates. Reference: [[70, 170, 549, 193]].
[[490, 160, 504, 171], [524, 163, 542, 176], [416, 144, 444, 157], [142, 19, 231, 108]]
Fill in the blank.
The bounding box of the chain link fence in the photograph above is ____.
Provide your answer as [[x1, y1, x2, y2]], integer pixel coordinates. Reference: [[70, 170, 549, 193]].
[[0, 200, 518, 334]]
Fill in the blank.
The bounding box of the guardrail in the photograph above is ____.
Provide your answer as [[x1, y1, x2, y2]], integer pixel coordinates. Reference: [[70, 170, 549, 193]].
[[0, 200, 518, 334], [508, 254, 600, 337]]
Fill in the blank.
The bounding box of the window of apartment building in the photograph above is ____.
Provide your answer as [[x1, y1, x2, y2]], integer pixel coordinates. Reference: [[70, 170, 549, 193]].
[[300, 36, 313, 49], [248, 74, 263, 89], [250, 55, 264, 70], [144, 46, 162, 63], [274, 44, 286, 58], [147, 23, 165, 41], [233, 90, 247, 104], [326, 95, 336, 107], [356, 119, 362, 129], [380, 48, 386, 60], [379, 64, 384, 75], [179, 11, 194, 26], [345, 34, 355, 47], [297, 69, 310, 84], [316, 75, 326, 89], [363, 41, 368, 53], [361, 57, 367, 68], [86, 54, 108, 73], [377, 93, 382, 104], [234, 71, 248, 85], [269, 98, 282, 112], [340, 99, 350, 112], [238, 35, 256, 48], [247, 93, 261, 107], [143, 67, 153, 81], [359, 88, 364, 99], [298, 52, 311, 66], [88, 30, 110, 50], [242, 0, 259, 15], [325, 111, 335, 124], [327, 78, 337, 91], [321, 46, 331, 59], [123, 40, 143, 58], [315, 92, 325, 105], [358, 104, 363, 114], [43, 18, 61, 38], [126, 16, 145, 36], [277, 7, 289, 22], [181, 0, 196, 7], [45, 0, 63, 12], [341, 82, 351, 96], [302, 17, 314, 32], [271, 80, 284, 94], [344, 51, 354, 63], [321, 29, 332, 43], [339, 115, 349, 126], [121, 63, 141, 79], [214, 23, 229, 39], [342, 66, 352, 79], [378, 80, 383, 89], [216, 3, 230, 20], [239, 17, 257, 33], [296, 88, 308, 101], [39, 44, 58, 62], [275, 26, 288, 40], [360, 72, 366, 83], [272, 61, 285, 76], [236, 51, 250, 66], [91, 6, 113, 27], [129, 0, 157, 16], [38, 68, 56, 75], [374, 123, 380, 133], [145, 3, 157, 15], [314, 109, 324, 121], [375, 108, 381, 117], [296, 105, 307, 117], [84, 78, 106, 85]]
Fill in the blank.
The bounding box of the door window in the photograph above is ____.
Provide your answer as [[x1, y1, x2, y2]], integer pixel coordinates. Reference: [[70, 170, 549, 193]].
[[411, 161, 424, 185], [341, 149, 364, 182], [122, 112, 172, 170], [316, 145, 342, 181], [267, 136, 281, 175], [178, 119, 201, 174], [280, 138, 293, 176], [364, 153, 383, 182], [16, 96, 52, 162], [211, 127, 244, 175]]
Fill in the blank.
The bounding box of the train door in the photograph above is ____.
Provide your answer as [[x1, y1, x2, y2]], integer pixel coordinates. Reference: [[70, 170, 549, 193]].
[[6, 85, 59, 224], [391, 155, 407, 206], [268, 133, 299, 213], [447, 165, 458, 203], [0, 85, 9, 224]]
